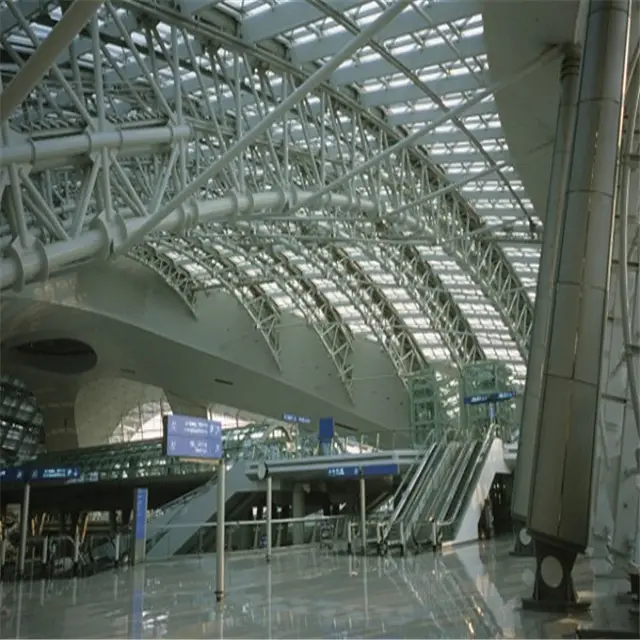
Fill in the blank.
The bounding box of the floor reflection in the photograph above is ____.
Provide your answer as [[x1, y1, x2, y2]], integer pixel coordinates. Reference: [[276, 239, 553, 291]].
[[0, 538, 634, 639]]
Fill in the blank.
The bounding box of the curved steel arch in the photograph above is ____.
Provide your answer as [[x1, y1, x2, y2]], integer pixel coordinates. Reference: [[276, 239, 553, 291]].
[[152, 236, 283, 369], [209, 234, 356, 399], [0, 2, 532, 362], [217, 225, 436, 382], [129, 243, 199, 314], [371, 222, 485, 365], [148, 3, 534, 354]]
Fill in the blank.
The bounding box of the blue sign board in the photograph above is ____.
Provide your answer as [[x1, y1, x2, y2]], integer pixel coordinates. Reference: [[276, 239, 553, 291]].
[[319, 417, 335, 442], [283, 413, 312, 424], [327, 463, 400, 478], [31, 467, 81, 481], [163, 414, 223, 461], [0, 467, 80, 483], [363, 463, 400, 477], [327, 466, 360, 478], [464, 391, 517, 405], [134, 488, 148, 542], [0, 467, 26, 482]]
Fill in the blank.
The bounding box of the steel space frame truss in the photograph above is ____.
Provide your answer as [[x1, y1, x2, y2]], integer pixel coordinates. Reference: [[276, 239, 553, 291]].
[[0, 0, 534, 392]]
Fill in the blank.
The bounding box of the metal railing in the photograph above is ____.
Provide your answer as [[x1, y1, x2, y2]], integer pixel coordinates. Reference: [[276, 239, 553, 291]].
[[145, 514, 353, 560]]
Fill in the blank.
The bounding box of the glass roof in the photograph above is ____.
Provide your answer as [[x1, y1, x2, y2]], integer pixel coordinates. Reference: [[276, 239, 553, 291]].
[[0, 375, 45, 463], [0, 0, 540, 388]]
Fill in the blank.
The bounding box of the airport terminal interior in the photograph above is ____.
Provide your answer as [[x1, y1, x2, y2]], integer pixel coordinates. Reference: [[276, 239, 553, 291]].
[[0, 0, 639, 637]]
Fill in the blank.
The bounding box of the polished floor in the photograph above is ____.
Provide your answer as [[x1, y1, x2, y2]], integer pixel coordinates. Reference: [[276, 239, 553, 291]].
[[0, 539, 636, 638]]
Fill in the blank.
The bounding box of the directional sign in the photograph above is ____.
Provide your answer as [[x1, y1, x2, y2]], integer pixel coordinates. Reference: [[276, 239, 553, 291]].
[[0, 467, 26, 482], [327, 463, 400, 479], [0, 467, 80, 483], [363, 463, 400, 477], [327, 466, 360, 478], [163, 414, 223, 461], [283, 413, 312, 424], [36, 467, 81, 481], [464, 391, 517, 405]]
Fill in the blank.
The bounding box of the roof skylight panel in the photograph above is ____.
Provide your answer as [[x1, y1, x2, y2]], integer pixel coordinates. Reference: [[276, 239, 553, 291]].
[[421, 346, 449, 360]]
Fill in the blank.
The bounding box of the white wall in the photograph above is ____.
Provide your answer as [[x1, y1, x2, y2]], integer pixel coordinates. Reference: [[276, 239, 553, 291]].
[[1, 260, 410, 439], [452, 438, 510, 546]]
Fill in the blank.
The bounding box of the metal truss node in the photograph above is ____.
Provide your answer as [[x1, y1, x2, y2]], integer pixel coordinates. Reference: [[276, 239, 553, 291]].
[[0, 0, 549, 387]]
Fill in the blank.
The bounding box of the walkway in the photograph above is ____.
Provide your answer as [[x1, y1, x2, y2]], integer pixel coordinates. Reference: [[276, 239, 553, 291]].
[[0, 539, 631, 638]]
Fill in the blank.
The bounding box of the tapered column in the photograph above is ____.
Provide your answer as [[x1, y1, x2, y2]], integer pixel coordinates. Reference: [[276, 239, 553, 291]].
[[511, 45, 581, 557], [524, 0, 631, 612]]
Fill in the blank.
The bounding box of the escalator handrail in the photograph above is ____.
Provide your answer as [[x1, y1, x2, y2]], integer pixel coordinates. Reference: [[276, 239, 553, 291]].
[[383, 431, 438, 530], [436, 441, 478, 523], [439, 424, 497, 528], [429, 442, 474, 524], [386, 434, 439, 531], [403, 442, 460, 537], [392, 430, 436, 503]]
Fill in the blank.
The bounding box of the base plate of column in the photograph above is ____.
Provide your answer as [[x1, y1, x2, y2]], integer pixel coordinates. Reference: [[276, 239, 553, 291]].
[[576, 628, 639, 639], [522, 539, 590, 613], [510, 524, 534, 558]]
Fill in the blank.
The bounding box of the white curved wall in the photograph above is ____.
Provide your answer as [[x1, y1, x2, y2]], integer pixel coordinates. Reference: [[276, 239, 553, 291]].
[[76, 378, 163, 446], [1, 260, 410, 442]]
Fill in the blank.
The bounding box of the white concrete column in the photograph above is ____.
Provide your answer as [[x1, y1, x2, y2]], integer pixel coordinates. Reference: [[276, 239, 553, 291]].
[[512, 45, 581, 525], [527, 0, 630, 552]]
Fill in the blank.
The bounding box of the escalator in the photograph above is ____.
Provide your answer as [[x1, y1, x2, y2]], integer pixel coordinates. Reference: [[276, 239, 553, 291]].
[[402, 441, 460, 541], [411, 426, 499, 546], [377, 440, 441, 550], [146, 463, 256, 559]]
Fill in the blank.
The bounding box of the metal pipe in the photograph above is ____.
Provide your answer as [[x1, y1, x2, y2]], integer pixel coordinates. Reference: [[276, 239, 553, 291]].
[[114, 533, 121, 568], [266, 474, 273, 562], [359, 474, 367, 556], [511, 46, 581, 524], [115, 0, 415, 254], [0, 125, 193, 168], [215, 460, 226, 602], [0, 1, 103, 125], [18, 483, 30, 578], [0, 188, 378, 290]]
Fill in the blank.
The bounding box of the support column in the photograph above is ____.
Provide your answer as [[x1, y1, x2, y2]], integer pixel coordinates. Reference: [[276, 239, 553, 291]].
[[511, 45, 581, 558], [215, 460, 226, 603], [17, 483, 30, 580], [266, 474, 273, 562], [292, 484, 305, 545], [525, 0, 631, 612], [359, 475, 367, 556]]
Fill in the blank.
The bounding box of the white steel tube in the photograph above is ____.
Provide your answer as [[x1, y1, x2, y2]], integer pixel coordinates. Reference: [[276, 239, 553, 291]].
[[215, 461, 226, 602], [114, 533, 121, 567], [116, 0, 414, 253], [0, 125, 193, 169], [18, 483, 30, 577], [359, 475, 367, 556], [0, 1, 103, 125], [0, 188, 377, 290], [266, 474, 273, 562]]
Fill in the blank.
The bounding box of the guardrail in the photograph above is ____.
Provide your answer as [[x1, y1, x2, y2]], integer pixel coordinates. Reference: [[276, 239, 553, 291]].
[[143, 514, 353, 560]]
